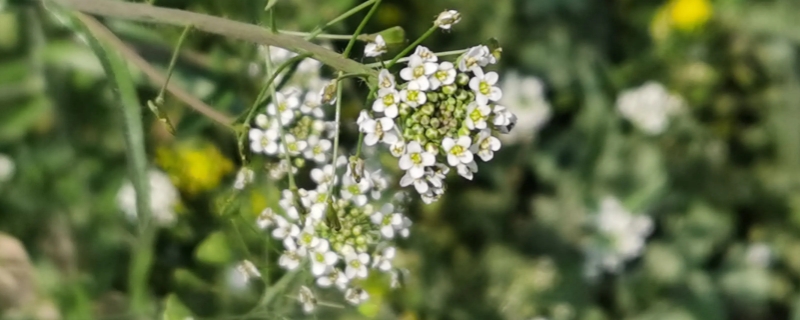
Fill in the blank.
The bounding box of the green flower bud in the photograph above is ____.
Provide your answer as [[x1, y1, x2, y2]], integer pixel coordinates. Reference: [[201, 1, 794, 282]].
[[355, 236, 366, 245], [353, 225, 362, 236], [420, 115, 431, 126], [426, 92, 439, 103], [293, 158, 305, 168], [430, 118, 441, 128], [425, 128, 439, 141], [404, 117, 416, 129], [456, 89, 470, 101], [457, 73, 470, 86], [411, 124, 424, 136], [454, 108, 466, 119], [458, 126, 471, 137], [399, 103, 411, 117], [442, 84, 457, 95], [421, 103, 435, 116], [438, 92, 448, 101], [425, 142, 439, 156]]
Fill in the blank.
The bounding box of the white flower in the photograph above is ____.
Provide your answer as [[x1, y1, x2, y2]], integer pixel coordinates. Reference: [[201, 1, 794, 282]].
[[0, 154, 15, 182], [399, 81, 427, 107], [266, 90, 300, 124], [279, 237, 307, 270], [262, 45, 295, 65], [344, 287, 370, 305], [471, 130, 502, 161], [398, 141, 435, 179], [400, 171, 429, 194], [434, 10, 461, 30], [456, 161, 478, 180], [429, 61, 456, 90], [378, 69, 396, 90], [311, 165, 337, 188], [458, 45, 495, 72], [256, 207, 277, 229], [372, 247, 396, 271], [465, 102, 492, 130], [234, 167, 255, 190], [117, 169, 179, 227], [254, 114, 271, 129], [399, 216, 412, 238], [497, 72, 550, 142], [297, 286, 316, 314], [269, 159, 298, 180], [235, 260, 261, 281], [413, 46, 438, 63], [341, 172, 371, 206], [279, 134, 308, 156], [301, 92, 325, 118], [357, 110, 370, 126], [584, 196, 653, 277], [343, 246, 370, 279], [303, 136, 331, 163], [745, 243, 772, 268], [310, 240, 339, 276], [369, 170, 388, 199], [297, 223, 321, 250], [364, 35, 387, 57], [390, 140, 406, 157], [442, 136, 474, 166], [272, 216, 300, 239], [249, 128, 279, 155], [361, 117, 398, 146], [400, 52, 438, 91], [373, 88, 400, 118], [616, 81, 683, 135], [469, 67, 502, 105], [317, 268, 349, 290], [370, 204, 405, 238]]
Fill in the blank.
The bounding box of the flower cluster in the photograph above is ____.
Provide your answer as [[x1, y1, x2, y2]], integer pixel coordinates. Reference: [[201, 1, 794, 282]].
[[583, 196, 653, 279], [255, 163, 409, 308], [616, 81, 684, 135], [116, 169, 180, 227], [248, 48, 337, 178], [358, 45, 514, 203]]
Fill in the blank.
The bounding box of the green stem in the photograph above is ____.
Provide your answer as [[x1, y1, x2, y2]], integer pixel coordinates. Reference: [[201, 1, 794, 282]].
[[342, 0, 382, 58], [305, 0, 378, 40], [280, 30, 363, 40], [53, 0, 377, 77], [366, 48, 466, 68], [329, 83, 344, 179], [387, 25, 438, 68], [156, 24, 192, 100]]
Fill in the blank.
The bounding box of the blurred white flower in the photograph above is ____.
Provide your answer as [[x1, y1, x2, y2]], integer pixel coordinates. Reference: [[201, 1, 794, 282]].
[[344, 287, 369, 305], [116, 169, 179, 227], [0, 153, 14, 183], [364, 35, 387, 57], [497, 71, 551, 144], [297, 286, 317, 314], [616, 81, 683, 135], [745, 242, 772, 268], [584, 196, 653, 278], [233, 167, 255, 190], [434, 10, 461, 30]]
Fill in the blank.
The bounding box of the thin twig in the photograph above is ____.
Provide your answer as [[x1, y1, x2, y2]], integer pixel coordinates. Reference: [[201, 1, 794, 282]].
[[51, 0, 377, 78], [77, 15, 234, 126]]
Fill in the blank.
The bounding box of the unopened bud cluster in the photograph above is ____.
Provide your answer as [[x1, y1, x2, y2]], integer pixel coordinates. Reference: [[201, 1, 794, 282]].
[[359, 44, 516, 203]]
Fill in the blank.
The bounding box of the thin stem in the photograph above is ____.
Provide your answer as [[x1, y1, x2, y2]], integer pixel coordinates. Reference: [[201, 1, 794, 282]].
[[76, 14, 234, 126], [342, 0, 381, 58], [387, 25, 438, 68], [329, 83, 344, 181], [264, 10, 297, 190], [366, 48, 466, 68], [52, 0, 377, 77], [354, 87, 377, 158], [156, 24, 193, 100], [279, 30, 361, 40], [305, 0, 378, 40]]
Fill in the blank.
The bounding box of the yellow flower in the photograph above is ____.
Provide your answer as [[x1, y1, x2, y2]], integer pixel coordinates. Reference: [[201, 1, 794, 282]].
[[156, 142, 234, 196], [668, 0, 712, 31]]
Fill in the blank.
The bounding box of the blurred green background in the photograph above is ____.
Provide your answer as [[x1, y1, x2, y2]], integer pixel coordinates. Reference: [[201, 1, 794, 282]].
[[4, 0, 800, 319]]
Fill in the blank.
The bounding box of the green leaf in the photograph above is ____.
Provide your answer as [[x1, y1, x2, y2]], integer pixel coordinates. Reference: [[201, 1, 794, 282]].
[[161, 294, 194, 320], [195, 231, 232, 265], [374, 26, 405, 45]]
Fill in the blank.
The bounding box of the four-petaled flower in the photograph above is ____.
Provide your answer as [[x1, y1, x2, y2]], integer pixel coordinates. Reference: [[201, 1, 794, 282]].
[[373, 88, 400, 118], [435, 10, 461, 30], [442, 136, 474, 166], [362, 117, 398, 146], [364, 35, 387, 57], [400, 54, 438, 91], [399, 141, 435, 179], [471, 129, 502, 161], [469, 67, 502, 105], [465, 102, 492, 130], [309, 240, 339, 276], [343, 246, 370, 279]]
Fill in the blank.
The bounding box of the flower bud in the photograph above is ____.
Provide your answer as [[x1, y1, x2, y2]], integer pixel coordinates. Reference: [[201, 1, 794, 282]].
[[399, 103, 411, 117], [355, 236, 366, 245], [425, 128, 439, 141], [430, 118, 441, 128], [456, 73, 470, 86], [458, 126, 471, 137], [456, 89, 470, 101], [421, 103, 435, 116], [442, 84, 457, 95], [425, 142, 439, 156], [404, 117, 416, 129], [420, 115, 431, 126], [426, 92, 439, 103], [293, 158, 305, 168], [454, 108, 465, 119], [353, 225, 363, 236]]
